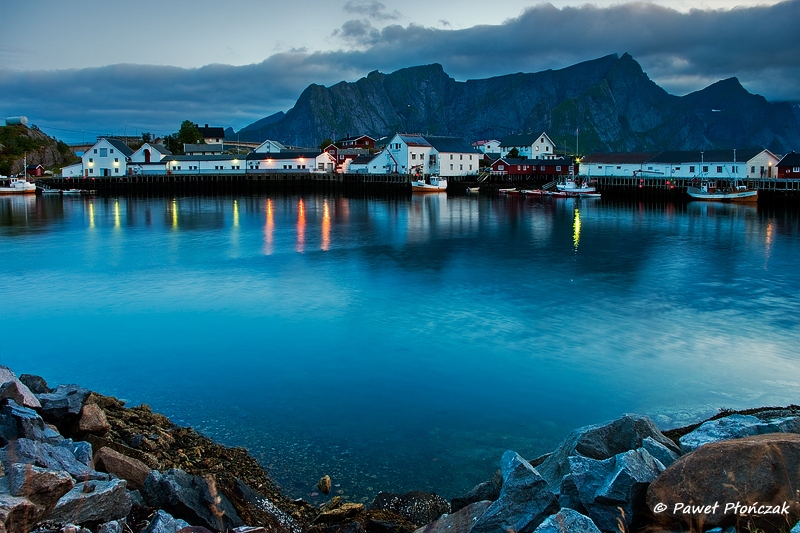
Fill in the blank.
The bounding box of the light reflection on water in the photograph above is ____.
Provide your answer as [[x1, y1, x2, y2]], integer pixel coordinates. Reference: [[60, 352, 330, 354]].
[[1, 193, 799, 503]]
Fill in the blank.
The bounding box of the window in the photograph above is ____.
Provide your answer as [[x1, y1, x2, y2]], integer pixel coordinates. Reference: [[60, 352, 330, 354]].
[[460, 155, 463, 160], [517, 165, 521, 170], [556, 166, 561, 171], [498, 165, 504, 170], [114, 158, 118, 163], [545, 146, 550, 152], [540, 138, 544, 142], [89, 168, 93, 174], [318, 163, 324, 170], [460, 164, 463, 170], [93, 149, 97, 154], [717, 166, 723, 173], [690, 166, 695, 173], [794, 167, 800, 173], [535, 146, 540, 151], [412, 153, 417, 160], [89, 158, 93, 163], [751, 166, 756, 173], [617, 166, 621, 170], [450, 154, 453, 160], [675, 167, 680, 170], [469, 165, 473, 170], [110, 149, 114, 154], [114, 168, 118, 174], [450, 164, 453, 170], [99, 148, 107, 157], [703, 166, 708, 173]]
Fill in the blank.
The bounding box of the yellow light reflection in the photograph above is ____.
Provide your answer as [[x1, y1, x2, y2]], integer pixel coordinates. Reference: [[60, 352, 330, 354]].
[[764, 220, 773, 269], [264, 198, 274, 255], [297, 199, 306, 253], [89, 202, 95, 228], [114, 200, 120, 229], [573, 208, 581, 251], [172, 199, 178, 229], [322, 199, 331, 251], [233, 200, 239, 228]]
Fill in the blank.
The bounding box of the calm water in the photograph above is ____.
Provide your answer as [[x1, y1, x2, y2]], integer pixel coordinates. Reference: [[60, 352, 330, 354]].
[[1, 192, 799, 503]]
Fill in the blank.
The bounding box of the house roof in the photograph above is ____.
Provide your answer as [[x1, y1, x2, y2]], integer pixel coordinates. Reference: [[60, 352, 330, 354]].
[[349, 155, 376, 165], [424, 136, 480, 154], [184, 143, 223, 153], [473, 139, 500, 146], [105, 138, 134, 157], [337, 134, 376, 143], [149, 143, 172, 155], [246, 151, 322, 161], [500, 132, 553, 148], [580, 152, 660, 164], [650, 149, 766, 164], [198, 125, 225, 139], [778, 152, 800, 167], [396, 134, 432, 147], [495, 157, 574, 166]]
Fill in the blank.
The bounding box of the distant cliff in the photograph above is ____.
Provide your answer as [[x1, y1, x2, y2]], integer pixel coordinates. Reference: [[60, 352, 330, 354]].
[[0, 124, 77, 175], [237, 54, 800, 155]]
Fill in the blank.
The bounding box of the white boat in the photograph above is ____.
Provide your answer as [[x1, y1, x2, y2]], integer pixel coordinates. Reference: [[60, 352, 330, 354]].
[[62, 189, 84, 195], [687, 179, 757, 203], [39, 185, 62, 194], [0, 176, 37, 195], [412, 176, 447, 192], [467, 187, 480, 193], [556, 177, 596, 194]]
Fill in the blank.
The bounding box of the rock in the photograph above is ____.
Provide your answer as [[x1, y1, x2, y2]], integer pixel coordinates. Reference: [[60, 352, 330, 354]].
[[566, 447, 663, 532], [177, 527, 215, 533], [537, 414, 679, 492], [640, 436, 679, 468], [470, 451, 559, 533], [0, 366, 41, 409], [142, 468, 244, 531], [232, 527, 268, 533], [0, 380, 41, 410], [371, 491, 451, 526], [75, 402, 110, 436], [0, 492, 39, 533], [318, 475, 332, 495], [36, 384, 91, 427], [531, 509, 601, 533], [18, 373, 51, 394], [8, 463, 74, 511], [647, 433, 800, 531], [452, 470, 503, 512], [233, 478, 304, 533], [413, 500, 492, 533], [97, 519, 125, 533], [314, 503, 365, 524], [366, 517, 416, 533], [46, 478, 132, 525], [58, 439, 93, 467], [142, 509, 191, 533], [678, 414, 800, 453], [94, 446, 152, 490], [0, 399, 62, 444], [1, 438, 109, 482]]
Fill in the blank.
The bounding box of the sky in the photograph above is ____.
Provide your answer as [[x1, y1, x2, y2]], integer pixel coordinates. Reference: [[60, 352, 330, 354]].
[[1, 0, 798, 144]]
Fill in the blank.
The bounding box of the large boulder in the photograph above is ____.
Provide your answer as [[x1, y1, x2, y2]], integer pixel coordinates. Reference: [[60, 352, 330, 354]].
[[532, 509, 601, 533], [678, 414, 800, 453], [536, 415, 678, 493], [142, 510, 191, 533], [371, 491, 451, 527], [564, 448, 663, 532], [8, 462, 74, 512], [36, 384, 91, 428], [0, 366, 40, 409], [413, 500, 492, 533], [94, 446, 152, 490], [1, 438, 109, 482], [142, 468, 244, 531], [647, 433, 800, 531], [0, 399, 62, 445], [452, 470, 503, 512], [233, 478, 303, 533], [46, 478, 132, 525], [18, 374, 50, 395], [470, 451, 559, 533], [58, 439, 94, 467], [0, 491, 39, 533], [75, 402, 110, 436]]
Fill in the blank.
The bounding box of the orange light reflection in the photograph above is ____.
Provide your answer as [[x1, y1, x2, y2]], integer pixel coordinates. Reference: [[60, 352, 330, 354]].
[[264, 198, 274, 255], [297, 199, 305, 253]]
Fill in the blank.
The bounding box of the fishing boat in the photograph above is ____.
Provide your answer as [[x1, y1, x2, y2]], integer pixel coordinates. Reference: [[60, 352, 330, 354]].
[[411, 176, 447, 192], [686, 178, 757, 202], [62, 189, 85, 195], [0, 176, 37, 195], [556, 177, 596, 194], [467, 187, 480, 194], [39, 185, 62, 194]]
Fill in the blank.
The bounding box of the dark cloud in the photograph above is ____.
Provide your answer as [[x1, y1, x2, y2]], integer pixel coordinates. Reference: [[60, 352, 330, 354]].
[[343, 0, 401, 21], [2, 1, 798, 143]]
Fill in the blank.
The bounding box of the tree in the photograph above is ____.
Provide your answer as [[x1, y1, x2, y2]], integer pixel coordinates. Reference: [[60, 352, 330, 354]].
[[177, 121, 203, 147], [508, 147, 520, 158], [318, 138, 333, 149]]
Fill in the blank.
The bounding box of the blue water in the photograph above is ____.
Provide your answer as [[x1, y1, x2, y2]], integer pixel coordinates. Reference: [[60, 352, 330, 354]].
[[1, 193, 799, 503]]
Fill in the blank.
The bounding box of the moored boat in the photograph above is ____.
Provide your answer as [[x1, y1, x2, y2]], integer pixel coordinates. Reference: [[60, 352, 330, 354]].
[[556, 177, 596, 193], [687, 178, 757, 202], [412, 176, 447, 192], [0, 176, 37, 195]]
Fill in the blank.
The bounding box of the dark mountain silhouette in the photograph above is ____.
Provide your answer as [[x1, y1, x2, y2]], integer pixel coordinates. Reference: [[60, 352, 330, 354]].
[[237, 54, 799, 155]]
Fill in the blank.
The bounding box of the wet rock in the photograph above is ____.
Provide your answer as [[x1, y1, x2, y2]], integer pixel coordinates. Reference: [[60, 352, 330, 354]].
[[8, 463, 74, 511], [566, 447, 663, 532], [0, 491, 39, 533], [641, 436, 679, 468], [1, 438, 109, 482], [57, 439, 93, 467], [451, 470, 502, 512], [371, 491, 450, 526], [94, 446, 152, 490], [19, 373, 51, 395], [233, 478, 304, 533], [413, 500, 492, 533], [0, 399, 62, 444], [0, 366, 41, 409], [537, 414, 679, 493], [142, 509, 190, 533], [318, 475, 332, 495], [647, 433, 800, 531], [36, 384, 91, 428], [470, 451, 559, 533], [46, 478, 132, 525], [232, 528, 268, 533], [97, 519, 125, 533], [177, 527, 214, 533], [531, 509, 601, 533], [366, 517, 416, 533], [142, 468, 244, 531], [75, 403, 110, 436], [678, 413, 800, 453], [314, 503, 365, 524]]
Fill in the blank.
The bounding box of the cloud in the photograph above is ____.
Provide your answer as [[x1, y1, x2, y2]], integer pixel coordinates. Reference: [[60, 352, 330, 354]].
[[343, 0, 401, 21], [1, 1, 798, 143]]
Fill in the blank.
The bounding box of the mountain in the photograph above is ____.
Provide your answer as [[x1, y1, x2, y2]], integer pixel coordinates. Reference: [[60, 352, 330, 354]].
[[237, 54, 800, 155], [0, 124, 77, 176]]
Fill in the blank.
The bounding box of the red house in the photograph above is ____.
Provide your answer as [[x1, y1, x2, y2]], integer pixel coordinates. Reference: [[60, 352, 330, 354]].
[[323, 144, 371, 168], [490, 157, 576, 177], [26, 164, 44, 177], [336, 135, 376, 150], [777, 152, 800, 178]]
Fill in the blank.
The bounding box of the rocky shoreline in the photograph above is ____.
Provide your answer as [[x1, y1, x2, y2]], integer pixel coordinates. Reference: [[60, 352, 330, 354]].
[[1, 365, 799, 533]]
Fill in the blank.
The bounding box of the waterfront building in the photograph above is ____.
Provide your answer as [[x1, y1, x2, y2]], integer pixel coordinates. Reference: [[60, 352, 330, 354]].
[[490, 157, 576, 177], [472, 139, 501, 158], [253, 140, 288, 153], [246, 151, 335, 173], [81, 138, 134, 177], [386, 133, 480, 176], [197, 124, 225, 145], [347, 150, 399, 174], [184, 143, 223, 156], [777, 152, 800, 178], [499, 132, 557, 159], [324, 144, 371, 170], [336, 135, 376, 150], [130, 143, 173, 175], [166, 154, 245, 174]]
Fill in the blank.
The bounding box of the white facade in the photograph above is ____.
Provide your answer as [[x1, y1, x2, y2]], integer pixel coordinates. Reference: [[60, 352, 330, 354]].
[[130, 143, 171, 163], [386, 134, 436, 175], [81, 139, 132, 177], [473, 139, 500, 154], [500, 132, 556, 158], [60, 162, 83, 178], [254, 140, 287, 153], [349, 151, 397, 174], [435, 151, 479, 177], [247, 152, 334, 173], [167, 155, 245, 174], [745, 150, 780, 179]]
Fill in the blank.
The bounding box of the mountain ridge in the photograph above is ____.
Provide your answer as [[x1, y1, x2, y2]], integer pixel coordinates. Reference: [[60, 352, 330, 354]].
[[237, 54, 800, 155]]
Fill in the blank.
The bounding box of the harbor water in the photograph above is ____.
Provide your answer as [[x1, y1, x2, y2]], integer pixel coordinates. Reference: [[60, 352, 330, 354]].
[[1, 192, 799, 503]]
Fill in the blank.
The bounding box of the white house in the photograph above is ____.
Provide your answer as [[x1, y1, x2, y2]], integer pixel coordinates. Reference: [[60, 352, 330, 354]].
[[347, 150, 398, 174], [472, 139, 501, 155], [197, 124, 225, 145], [165, 154, 245, 174], [60, 162, 83, 178], [386, 134, 436, 175], [184, 143, 223, 156], [81, 138, 134, 177], [426, 136, 481, 177], [577, 153, 659, 178], [129, 143, 173, 175], [500, 132, 556, 159], [246, 151, 335, 173], [254, 140, 288, 153]]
